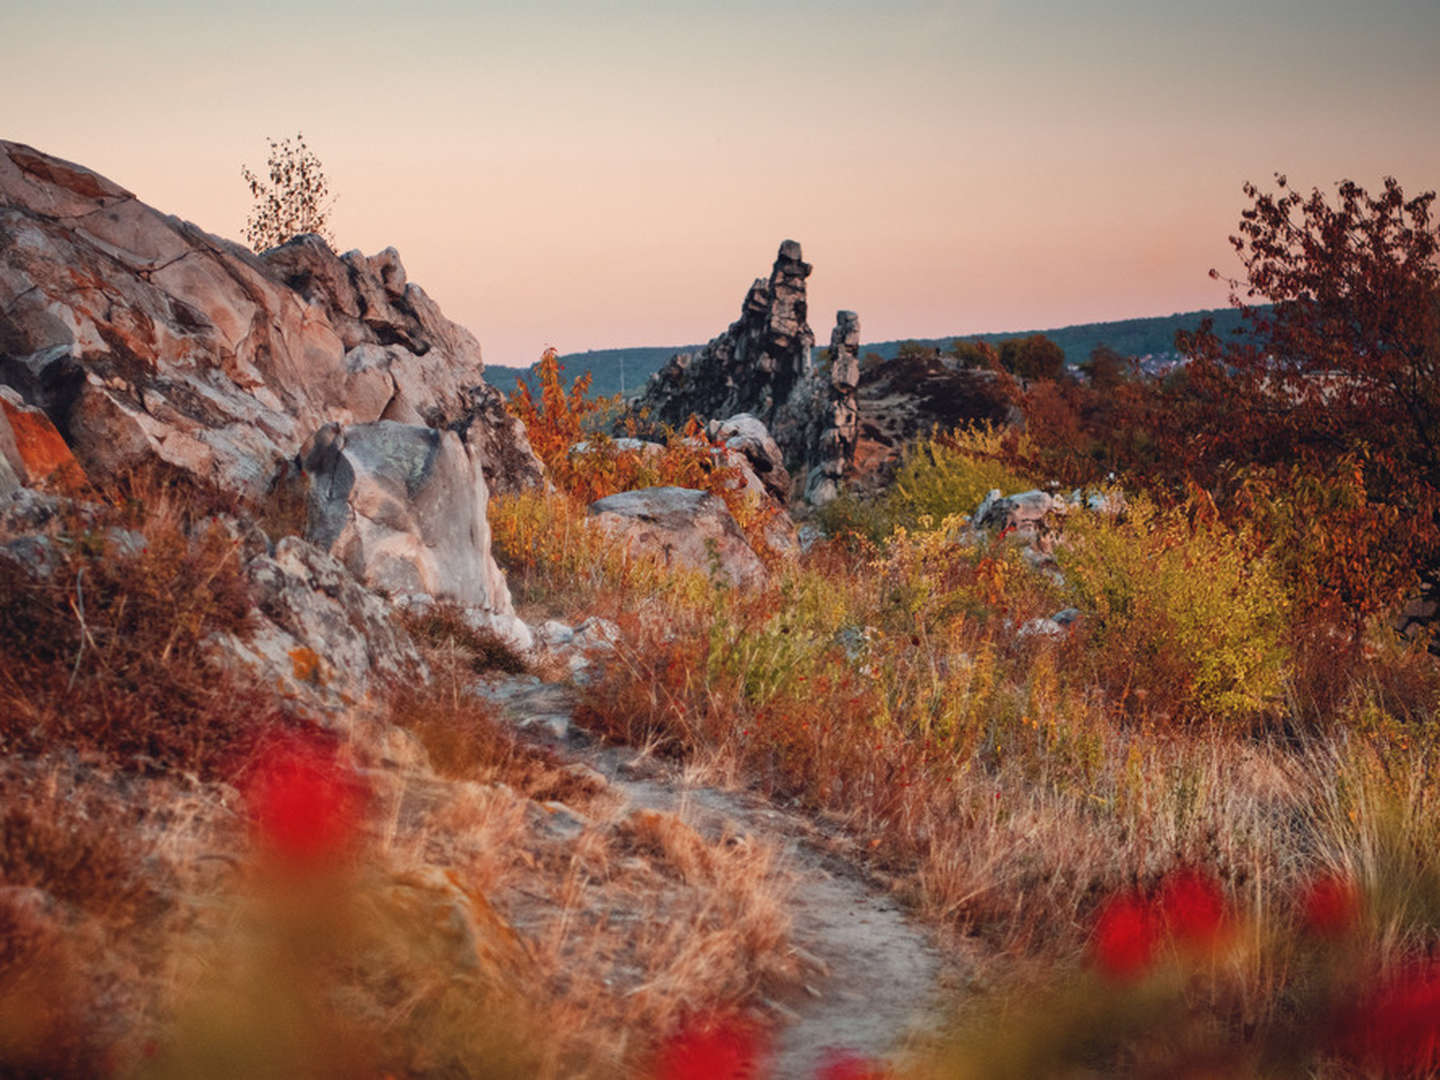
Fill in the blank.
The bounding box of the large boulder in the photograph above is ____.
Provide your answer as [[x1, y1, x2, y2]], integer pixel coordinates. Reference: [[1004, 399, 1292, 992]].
[[588, 486, 768, 589], [972, 488, 1070, 542], [300, 420, 525, 644], [224, 535, 428, 710], [0, 140, 542, 626]]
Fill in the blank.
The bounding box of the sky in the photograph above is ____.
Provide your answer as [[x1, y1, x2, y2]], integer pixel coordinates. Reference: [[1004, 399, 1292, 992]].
[[4, 0, 1438, 368]]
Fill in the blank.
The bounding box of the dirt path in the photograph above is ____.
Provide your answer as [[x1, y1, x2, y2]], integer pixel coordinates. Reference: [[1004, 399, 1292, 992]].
[[479, 676, 950, 1078]]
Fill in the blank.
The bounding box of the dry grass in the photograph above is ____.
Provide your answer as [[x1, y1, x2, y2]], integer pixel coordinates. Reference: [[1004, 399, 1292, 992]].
[[0, 469, 292, 778], [399, 600, 530, 676], [570, 507, 1440, 1069]]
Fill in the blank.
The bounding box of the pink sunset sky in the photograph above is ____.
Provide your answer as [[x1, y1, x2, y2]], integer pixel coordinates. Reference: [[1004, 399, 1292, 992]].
[[4, 0, 1438, 367]]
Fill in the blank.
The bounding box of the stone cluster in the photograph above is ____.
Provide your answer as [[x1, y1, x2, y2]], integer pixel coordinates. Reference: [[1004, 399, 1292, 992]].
[[634, 240, 1017, 504]]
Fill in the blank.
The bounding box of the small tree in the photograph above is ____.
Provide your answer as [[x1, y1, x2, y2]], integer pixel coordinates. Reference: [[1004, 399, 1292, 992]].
[[1079, 344, 1132, 388], [949, 337, 999, 370], [999, 334, 1066, 381], [242, 133, 335, 252], [1178, 175, 1440, 618]]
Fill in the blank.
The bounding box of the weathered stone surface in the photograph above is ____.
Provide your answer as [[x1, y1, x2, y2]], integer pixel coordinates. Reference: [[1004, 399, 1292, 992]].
[[222, 535, 426, 708], [0, 386, 87, 493], [300, 420, 518, 624], [588, 486, 768, 589], [637, 241, 814, 438], [774, 310, 863, 506], [707, 413, 791, 502], [451, 382, 546, 496], [0, 146, 349, 496], [0, 141, 543, 622], [972, 488, 1069, 538]]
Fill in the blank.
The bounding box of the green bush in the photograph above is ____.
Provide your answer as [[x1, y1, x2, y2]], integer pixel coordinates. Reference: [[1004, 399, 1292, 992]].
[[1059, 498, 1291, 724], [881, 426, 1034, 534]]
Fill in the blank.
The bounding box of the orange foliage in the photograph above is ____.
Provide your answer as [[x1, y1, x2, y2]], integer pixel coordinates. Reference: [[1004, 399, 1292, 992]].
[[505, 349, 785, 557]]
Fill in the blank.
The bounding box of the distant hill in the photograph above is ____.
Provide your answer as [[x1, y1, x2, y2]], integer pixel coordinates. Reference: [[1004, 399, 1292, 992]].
[[486, 346, 700, 401], [483, 307, 1254, 399]]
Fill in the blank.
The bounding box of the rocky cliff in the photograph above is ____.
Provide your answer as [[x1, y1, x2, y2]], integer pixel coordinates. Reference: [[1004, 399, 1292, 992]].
[[0, 140, 540, 640]]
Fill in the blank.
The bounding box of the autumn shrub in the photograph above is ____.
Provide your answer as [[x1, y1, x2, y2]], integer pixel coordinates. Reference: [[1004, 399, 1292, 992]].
[[816, 426, 1035, 543], [0, 493, 289, 776], [489, 487, 717, 614], [507, 348, 791, 560], [399, 601, 528, 675], [1058, 497, 1291, 724], [0, 768, 160, 922], [881, 426, 1036, 532]]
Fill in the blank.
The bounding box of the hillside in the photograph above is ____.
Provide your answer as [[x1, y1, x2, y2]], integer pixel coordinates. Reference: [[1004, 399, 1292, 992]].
[[484, 306, 1253, 399]]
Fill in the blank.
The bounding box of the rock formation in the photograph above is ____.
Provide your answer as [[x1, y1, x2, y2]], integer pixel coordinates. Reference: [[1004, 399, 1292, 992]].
[[638, 240, 815, 439], [0, 140, 539, 638], [774, 310, 862, 506], [634, 240, 1017, 504], [849, 351, 1015, 497]]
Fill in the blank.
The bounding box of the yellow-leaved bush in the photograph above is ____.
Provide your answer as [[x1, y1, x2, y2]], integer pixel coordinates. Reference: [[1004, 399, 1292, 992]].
[[819, 424, 1035, 542], [883, 425, 1035, 531], [1058, 498, 1291, 724]]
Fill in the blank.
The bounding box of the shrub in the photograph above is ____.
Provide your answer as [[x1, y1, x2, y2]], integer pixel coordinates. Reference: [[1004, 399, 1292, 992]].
[[817, 425, 1035, 543], [507, 349, 785, 558], [399, 602, 528, 675], [881, 425, 1035, 534], [488, 488, 718, 614], [241, 133, 335, 252], [1058, 497, 1291, 724]]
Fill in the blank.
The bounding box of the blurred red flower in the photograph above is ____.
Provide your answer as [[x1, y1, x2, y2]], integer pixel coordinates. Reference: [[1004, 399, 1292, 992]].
[[243, 732, 367, 865], [1157, 868, 1227, 948], [652, 1014, 764, 1080], [1342, 961, 1440, 1075], [1299, 874, 1358, 939], [1091, 891, 1158, 981]]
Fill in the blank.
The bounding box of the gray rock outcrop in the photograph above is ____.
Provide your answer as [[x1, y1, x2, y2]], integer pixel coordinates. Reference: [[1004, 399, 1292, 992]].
[[300, 420, 525, 645], [588, 486, 768, 589], [706, 413, 791, 503], [637, 240, 814, 443], [632, 240, 1019, 505], [229, 535, 428, 708], [0, 140, 538, 633], [774, 310, 862, 506]]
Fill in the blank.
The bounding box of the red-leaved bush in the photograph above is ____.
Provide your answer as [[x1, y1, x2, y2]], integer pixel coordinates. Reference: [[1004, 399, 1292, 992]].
[[1156, 868, 1228, 951], [1090, 868, 1230, 980], [1299, 873, 1360, 940], [1342, 960, 1440, 1075]]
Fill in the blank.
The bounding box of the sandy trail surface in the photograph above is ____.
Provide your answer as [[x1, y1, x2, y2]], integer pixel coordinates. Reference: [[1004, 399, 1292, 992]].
[[480, 676, 949, 1078]]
